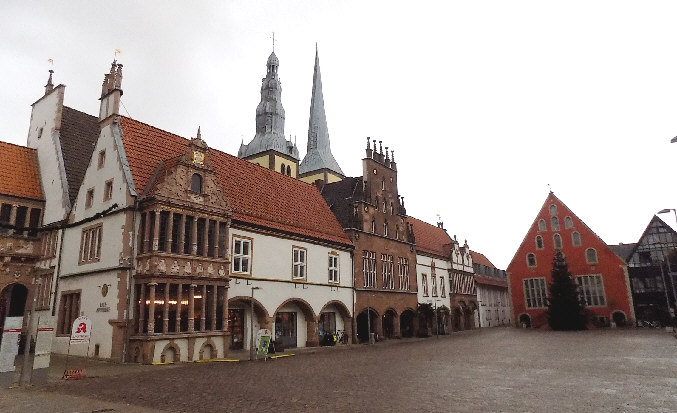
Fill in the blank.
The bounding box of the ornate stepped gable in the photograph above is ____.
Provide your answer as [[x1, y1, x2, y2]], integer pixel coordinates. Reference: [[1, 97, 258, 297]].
[[299, 46, 344, 177], [119, 117, 350, 246]]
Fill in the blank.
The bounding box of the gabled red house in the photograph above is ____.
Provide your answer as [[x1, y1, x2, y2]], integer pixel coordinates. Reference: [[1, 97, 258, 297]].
[[507, 192, 634, 328]]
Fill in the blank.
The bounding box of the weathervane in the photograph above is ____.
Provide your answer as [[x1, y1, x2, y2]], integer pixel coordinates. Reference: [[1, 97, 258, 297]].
[[270, 32, 276, 52], [114, 48, 122, 59]]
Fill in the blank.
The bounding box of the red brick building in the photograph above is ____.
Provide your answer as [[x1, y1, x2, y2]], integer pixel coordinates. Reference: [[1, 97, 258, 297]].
[[507, 192, 634, 328]]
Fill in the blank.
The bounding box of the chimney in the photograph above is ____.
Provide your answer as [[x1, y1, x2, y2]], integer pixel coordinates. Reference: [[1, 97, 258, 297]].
[[99, 60, 124, 125]]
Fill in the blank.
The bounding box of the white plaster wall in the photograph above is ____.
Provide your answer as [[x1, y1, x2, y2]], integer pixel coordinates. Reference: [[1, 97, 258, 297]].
[[52, 270, 120, 357], [415, 254, 452, 309], [26, 87, 69, 223], [477, 284, 512, 327], [59, 212, 126, 274]]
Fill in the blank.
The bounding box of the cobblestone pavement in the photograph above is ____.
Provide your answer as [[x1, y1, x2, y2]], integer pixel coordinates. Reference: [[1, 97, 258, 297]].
[[2, 328, 677, 412]]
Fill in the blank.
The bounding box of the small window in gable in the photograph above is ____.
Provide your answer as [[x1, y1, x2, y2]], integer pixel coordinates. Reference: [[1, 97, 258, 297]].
[[86, 188, 94, 209], [103, 179, 113, 202], [538, 219, 547, 232], [551, 216, 560, 231], [572, 231, 582, 246], [536, 235, 544, 250], [280, 164, 285, 174], [191, 173, 203, 193], [553, 233, 562, 249], [98, 150, 106, 169], [549, 204, 557, 215], [586, 248, 598, 264], [527, 253, 537, 267], [381, 179, 385, 190], [383, 223, 388, 237], [286, 165, 291, 176], [371, 219, 376, 233], [564, 216, 573, 229]]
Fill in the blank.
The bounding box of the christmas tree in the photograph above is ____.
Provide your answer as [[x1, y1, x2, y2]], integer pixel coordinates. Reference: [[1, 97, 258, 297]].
[[547, 251, 587, 330]]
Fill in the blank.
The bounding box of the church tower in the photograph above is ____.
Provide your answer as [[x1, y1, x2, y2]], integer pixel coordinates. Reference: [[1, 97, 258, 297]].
[[238, 51, 300, 177], [299, 45, 345, 184]]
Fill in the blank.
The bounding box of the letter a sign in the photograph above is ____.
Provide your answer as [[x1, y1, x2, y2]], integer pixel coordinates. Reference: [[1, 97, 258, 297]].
[[70, 316, 92, 345]]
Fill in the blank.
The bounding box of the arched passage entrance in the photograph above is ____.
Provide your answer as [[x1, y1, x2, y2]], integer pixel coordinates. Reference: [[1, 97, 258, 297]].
[[382, 309, 398, 339], [0, 283, 28, 332], [356, 308, 379, 343], [228, 296, 270, 350], [274, 298, 318, 348], [319, 300, 352, 344], [519, 313, 531, 328], [399, 309, 415, 338]]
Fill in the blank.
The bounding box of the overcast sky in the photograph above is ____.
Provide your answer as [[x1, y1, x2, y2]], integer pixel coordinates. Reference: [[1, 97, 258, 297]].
[[2, 1, 677, 268]]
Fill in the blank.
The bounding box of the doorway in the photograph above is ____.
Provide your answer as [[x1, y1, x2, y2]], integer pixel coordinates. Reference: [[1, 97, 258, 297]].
[[275, 312, 297, 349]]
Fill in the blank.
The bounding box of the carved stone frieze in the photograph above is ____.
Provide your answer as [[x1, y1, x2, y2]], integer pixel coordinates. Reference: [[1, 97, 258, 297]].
[[134, 253, 229, 280]]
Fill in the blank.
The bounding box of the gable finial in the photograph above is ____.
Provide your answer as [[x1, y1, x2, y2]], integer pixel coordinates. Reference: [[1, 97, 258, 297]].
[[391, 150, 395, 162], [44, 66, 54, 95], [366, 136, 371, 150], [197, 126, 201, 140]]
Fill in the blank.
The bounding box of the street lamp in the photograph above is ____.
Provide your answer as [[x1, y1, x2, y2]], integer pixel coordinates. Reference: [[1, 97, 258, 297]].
[[249, 286, 261, 361]]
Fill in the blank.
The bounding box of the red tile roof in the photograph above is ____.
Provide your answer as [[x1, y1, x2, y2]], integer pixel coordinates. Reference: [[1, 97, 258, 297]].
[[119, 117, 351, 246], [407, 216, 451, 257], [470, 250, 495, 268], [0, 141, 43, 200]]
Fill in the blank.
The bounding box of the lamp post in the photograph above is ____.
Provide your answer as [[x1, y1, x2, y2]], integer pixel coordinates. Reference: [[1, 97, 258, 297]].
[[249, 286, 260, 361]]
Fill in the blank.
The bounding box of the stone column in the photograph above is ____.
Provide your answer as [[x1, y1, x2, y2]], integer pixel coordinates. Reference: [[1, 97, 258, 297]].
[[142, 211, 151, 253], [222, 285, 229, 331], [201, 284, 207, 331], [188, 284, 196, 332], [203, 219, 209, 257], [163, 283, 170, 333], [210, 285, 217, 331], [138, 284, 146, 334], [394, 313, 401, 338], [306, 315, 319, 347], [213, 220, 220, 258], [166, 211, 174, 253], [175, 283, 182, 332], [152, 209, 161, 251], [191, 217, 198, 255], [178, 214, 185, 254], [147, 283, 157, 334]]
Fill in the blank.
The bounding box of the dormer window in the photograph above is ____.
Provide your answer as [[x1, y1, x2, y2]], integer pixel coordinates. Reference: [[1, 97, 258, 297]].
[[191, 173, 203, 193]]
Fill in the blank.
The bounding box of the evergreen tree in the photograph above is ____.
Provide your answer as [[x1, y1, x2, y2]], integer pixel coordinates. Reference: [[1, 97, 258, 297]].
[[547, 251, 587, 330]]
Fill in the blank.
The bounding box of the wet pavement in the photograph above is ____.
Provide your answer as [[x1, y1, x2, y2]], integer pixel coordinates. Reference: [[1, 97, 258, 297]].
[[1, 328, 676, 412]]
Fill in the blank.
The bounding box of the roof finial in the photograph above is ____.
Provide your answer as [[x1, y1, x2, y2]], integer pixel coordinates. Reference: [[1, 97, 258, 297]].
[[385, 147, 389, 160], [379, 141, 383, 155], [548, 183, 552, 193], [44, 68, 54, 95], [366, 136, 371, 150], [197, 126, 201, 140], [271, 32, 276, 52], [391, 150, 395, 162]]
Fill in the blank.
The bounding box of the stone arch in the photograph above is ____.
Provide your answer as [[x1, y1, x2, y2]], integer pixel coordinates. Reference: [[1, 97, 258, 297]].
[[229, 295, 271, 327], [319, 300, 351, 319], [519, 313, 531, 328], [356, 307, 380, 343], [274, 297, 318, 347], [198, 338, 217, 360], [400, 308, 416, 338], [160, 341, 181, 363], [382, 308, 398, 339], [611, 310, 627, 327]]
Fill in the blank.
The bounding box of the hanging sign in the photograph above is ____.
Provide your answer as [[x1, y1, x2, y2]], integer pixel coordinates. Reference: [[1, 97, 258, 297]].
[[69, 316, 91, 344]]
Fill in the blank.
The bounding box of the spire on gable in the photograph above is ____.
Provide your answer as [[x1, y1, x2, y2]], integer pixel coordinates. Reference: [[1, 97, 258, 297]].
[[44, 69, 54, 95], [299, 44, 344, 178], [99, 60, 124, 124]]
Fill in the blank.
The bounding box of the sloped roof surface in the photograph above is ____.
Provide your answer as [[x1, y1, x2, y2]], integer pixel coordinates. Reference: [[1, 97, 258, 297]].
[[320, 177, 360, 228], [60, 106, 99, 203], [408, 216, 451, 257], [470, 250, 496, 268], [0, 141, 43, 200], [608, 243, 636, 263], [119, 117, 351, 246]]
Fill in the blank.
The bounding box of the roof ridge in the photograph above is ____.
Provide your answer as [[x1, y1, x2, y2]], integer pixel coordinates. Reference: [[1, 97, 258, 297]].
[[64, 105, 97, 120], [0, 140, 37, 152]]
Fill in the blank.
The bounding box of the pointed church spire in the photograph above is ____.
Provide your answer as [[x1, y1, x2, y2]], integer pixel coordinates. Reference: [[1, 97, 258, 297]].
[[44, 69, 54, 95], [299, 45, 344, 178]]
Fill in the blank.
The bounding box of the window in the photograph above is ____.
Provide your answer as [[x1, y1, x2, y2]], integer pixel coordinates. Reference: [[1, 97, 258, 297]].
[[431, 274, 438, 296], [576, 275, 606, 306], [549, 204, 557, 215], [191, 173, 203, 193], [363, 250, 377, 287], [79, 224, 102, 263], [42, 230, 58, 258], [564, 216, 573, 229], [527, 253, 537, 267], [383, 223, 388, 237], [572, 231, 582, 247], [318, 312, 336, 335], [0, 204, 11, 236], [232, 236, 251, 274], [28, 208, 41, 237], [292, 247, 307, 279], [389, 202, 393, 215], [280, 164, 286, 174], [586, 248, 598, 264], [286, 165, 291, 176], [381, 179, 385, 190], [382, 201, 386, 213], [103, 179, 114, 201], [35, 273, 52, 310], [538, 219, 546, 232], [398, 257, 409, 290], [328, 253, 339, 283], [553, 233, 562, 249], [14, 206, 27, 236], [98, 150, 106, 169], [381, 254, 394, 289], [371, 219, 376, 233], [551, 216, 560, 231], [86, 188, 94, 209], [536, 236, 544, 249], [422, 273, 429, 296], [523, 278, 547, 308], [57, 291, 81, 335], [440, 276, 446, 297]]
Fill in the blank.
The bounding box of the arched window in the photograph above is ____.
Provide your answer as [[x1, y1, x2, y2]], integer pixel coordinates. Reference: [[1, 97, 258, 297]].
[[553, 233, 562, 249], [371, 219, 376, 233], [586, 248, 598, 264], [536, 235, 544, 249], [384, 223, 388, 237], [286, 165, 291, 176], [191, 173, 203, 193], [395, 225, 399, 240], [538, 219, 547, 232], [527, 253, 537, 267], [572, 232, 582, 246], [280, 164, 285, 174], [551, 216, 560, 231], [564, 216, 573, 229], [549, 204, 558, 215]]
